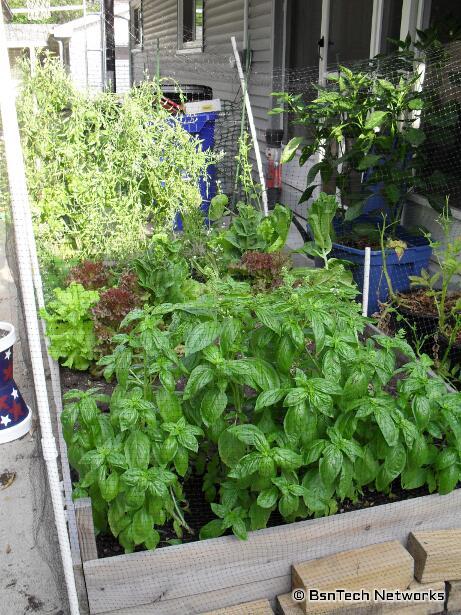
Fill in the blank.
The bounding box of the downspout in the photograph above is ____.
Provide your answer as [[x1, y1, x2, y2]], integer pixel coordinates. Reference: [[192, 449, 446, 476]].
[[243, 0, 249, 52], [57, 38, 63, 64]]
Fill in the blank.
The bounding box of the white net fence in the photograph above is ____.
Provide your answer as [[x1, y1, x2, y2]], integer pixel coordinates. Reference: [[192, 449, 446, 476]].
[[2, 8, 461, 615]]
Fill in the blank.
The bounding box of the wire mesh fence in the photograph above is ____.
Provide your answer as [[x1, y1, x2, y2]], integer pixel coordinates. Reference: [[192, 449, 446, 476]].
[[2, 13, 461, 615]]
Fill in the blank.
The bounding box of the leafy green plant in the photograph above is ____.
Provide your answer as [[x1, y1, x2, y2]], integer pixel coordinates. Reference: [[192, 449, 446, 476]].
[[133, 234, 203, 304], [64, 267, 460, 551], [300, 193, 338, 268], [273, 63, 436, 235], [409, 204, 461, 334], [41, 283, 99, 370], [17, 56, 217, 263], [61, 386, 198, 552], [211, 199, 292, 261]]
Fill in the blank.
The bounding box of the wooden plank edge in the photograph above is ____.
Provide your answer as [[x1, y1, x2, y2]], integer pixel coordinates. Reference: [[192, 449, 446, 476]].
[[83, 490, 461, 573], [83, 490, 461, 614], [75, 498, 99, 562], [89, 575, 289, 615]]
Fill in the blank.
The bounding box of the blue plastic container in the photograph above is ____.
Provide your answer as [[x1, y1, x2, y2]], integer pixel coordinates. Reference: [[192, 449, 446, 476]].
[[330, 219, 432, 315], [174, 112, 217, 230]]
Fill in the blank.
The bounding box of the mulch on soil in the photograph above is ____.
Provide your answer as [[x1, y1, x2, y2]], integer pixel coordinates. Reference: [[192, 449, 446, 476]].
[[396, 289, 438, 316], [61, 366, 115, 398]]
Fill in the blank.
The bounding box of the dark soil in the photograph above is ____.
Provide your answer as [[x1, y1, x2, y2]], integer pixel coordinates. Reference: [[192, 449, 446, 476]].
[[60, 366, 115, 399], [396, 289, 438, 317], [396, 289, 461, 318], [336, 236, 382, 250], [0, 328, 9, 339]]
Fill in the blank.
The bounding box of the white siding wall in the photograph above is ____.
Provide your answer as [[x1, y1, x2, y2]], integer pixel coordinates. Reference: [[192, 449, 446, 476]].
[[115, 0, 131, 92]]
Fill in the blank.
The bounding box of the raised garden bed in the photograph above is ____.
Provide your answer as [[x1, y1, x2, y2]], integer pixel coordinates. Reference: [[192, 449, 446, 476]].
[[74, 491, 461, 614], [56, 324, 461, 615]]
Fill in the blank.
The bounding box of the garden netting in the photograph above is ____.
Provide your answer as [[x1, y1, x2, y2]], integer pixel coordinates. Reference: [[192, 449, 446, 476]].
[[3, 19, 461, 615], [132, 33, 461, 380]]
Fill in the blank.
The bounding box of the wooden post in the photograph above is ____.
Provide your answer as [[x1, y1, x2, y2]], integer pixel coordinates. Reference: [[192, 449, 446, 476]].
[[75, 498, 98, 562]]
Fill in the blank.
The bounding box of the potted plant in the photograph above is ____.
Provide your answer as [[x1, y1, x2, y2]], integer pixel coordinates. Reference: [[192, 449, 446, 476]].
[[405, 204, 461, 373], [273, 61, 440, 314], [0, 322, 32, 443]]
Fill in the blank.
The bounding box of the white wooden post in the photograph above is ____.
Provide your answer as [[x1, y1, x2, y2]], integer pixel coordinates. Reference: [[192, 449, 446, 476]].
[[362, 247, 372, 317], [0, 9, 80, 614], [231, 36, 269, 216]]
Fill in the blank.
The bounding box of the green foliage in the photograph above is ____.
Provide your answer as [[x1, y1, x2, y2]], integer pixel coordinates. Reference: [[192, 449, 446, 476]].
[[64, 269, 460, 550], [41, 283, 99, 370], [17, 57, 216, 263], [217, 203, 292, 260], [299, 193, 338, 267], [409, 204, 461, 332], [274, 62, 438, 233], [61, 387, 196, 553], [133, 234, 204, 304]]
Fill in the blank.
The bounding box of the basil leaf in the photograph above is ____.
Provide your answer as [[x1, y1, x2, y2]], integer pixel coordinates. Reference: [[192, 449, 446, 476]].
[[124, 431, 150, 470], [185, 320, 221, 356]]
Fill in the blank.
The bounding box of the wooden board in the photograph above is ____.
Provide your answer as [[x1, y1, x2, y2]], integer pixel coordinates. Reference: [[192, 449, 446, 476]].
[[75, 498, 98, 562], [292, 541, 413, 613], [201, 598, 273, 614], [82, 490, 461, 614], [90, 577, 287, 615], [407, 530, 461, 583], [447, 580, 461, 612]]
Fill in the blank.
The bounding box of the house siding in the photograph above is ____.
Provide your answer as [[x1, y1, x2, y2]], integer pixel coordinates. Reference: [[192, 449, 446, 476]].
[[130, 0, 274, 142]]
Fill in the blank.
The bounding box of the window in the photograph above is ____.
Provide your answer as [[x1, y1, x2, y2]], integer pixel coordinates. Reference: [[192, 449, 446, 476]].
[[132, 2, 142, 48], [328, 0, 374, 66], [380, 0, 403, 54], [178, 0, 203, 51]]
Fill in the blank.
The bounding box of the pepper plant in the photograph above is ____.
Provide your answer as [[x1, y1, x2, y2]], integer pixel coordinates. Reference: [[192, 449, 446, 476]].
[[273, 63, 434, 235]]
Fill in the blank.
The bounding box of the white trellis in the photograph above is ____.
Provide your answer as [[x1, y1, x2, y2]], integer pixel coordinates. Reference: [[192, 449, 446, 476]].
[[0, 8, 80, 615]]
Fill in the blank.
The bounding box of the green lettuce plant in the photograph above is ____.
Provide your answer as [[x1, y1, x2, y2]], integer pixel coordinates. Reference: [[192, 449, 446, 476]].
[[209, 197, 292, 261], [133, 234, 203, 304], [41, 283, 99, 370]]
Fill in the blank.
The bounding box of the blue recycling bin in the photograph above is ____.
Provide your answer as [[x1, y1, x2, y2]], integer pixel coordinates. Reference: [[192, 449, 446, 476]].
[[174, 112, 218, 230]]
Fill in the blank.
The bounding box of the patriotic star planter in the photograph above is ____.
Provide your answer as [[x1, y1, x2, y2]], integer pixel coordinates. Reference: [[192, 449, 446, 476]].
[[0, 322, 32, 444]]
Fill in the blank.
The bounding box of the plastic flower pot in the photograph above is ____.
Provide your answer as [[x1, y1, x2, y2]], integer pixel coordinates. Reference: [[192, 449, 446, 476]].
[[330, 217, 432, 316], [173, 112, 218, 231], [0, 322, 32, 444]]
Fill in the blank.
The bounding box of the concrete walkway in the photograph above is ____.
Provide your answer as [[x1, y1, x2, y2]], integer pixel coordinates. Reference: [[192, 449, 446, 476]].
[[0, 218, 68, 615]]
